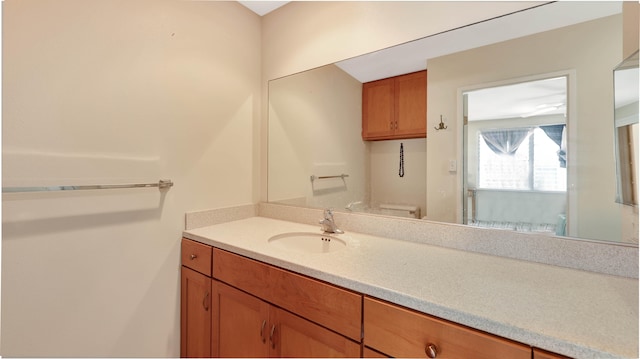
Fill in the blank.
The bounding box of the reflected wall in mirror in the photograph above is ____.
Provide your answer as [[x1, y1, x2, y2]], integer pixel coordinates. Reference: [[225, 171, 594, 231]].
[[613, 50, 639, 206], [268, 64, 426, 217], [268, 2, 638, 244], [268, 64, 368, 210]]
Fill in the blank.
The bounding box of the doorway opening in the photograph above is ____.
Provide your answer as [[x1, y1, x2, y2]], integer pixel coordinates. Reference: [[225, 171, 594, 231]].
[[462, 75, 569, 235]]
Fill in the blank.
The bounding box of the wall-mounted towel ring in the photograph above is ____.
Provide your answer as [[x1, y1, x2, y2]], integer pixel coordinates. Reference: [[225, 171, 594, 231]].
[[434, 115, 447, 130]]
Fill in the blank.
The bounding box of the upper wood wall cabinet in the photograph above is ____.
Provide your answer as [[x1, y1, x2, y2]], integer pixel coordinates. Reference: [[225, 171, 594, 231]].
[[362, 70, 427, 141]]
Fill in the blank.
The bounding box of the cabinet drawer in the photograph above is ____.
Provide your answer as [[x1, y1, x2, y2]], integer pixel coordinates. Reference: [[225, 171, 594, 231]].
[[212, 248, 270, 300], [181, 238, 212, 276], [213, 248, 362, 342], [364, 297, 530, 359], [269, 265, 362, 342]]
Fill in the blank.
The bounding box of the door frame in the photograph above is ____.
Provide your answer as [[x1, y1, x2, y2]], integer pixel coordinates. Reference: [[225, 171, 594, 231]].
[[455, 69, 577, 236]]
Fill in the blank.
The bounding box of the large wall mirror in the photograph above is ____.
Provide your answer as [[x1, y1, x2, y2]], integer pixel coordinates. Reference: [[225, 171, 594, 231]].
[[268, 1, 639, 245], [613, 50, 639, 206]]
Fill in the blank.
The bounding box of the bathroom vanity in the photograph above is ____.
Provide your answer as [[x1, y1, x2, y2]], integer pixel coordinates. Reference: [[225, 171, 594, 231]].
[[180, 210, 638, 359]]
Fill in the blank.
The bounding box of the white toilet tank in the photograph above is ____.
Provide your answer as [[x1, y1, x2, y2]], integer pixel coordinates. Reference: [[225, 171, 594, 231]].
[[378, 204, 421, 219]]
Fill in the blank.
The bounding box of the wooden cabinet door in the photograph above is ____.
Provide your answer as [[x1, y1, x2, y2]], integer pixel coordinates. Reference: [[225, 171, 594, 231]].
[[213, 248, 362, 342], [269, 306, 361, 358], [394, 71, 426, 138], [533, 348, 572, 359], [213, 279, 359, 358], [362, 77, 395, 140], [363, 346, 390, 358], [362, 71, 427, 140], [212, 281, 269, 358], [181, 267, 212, 358]]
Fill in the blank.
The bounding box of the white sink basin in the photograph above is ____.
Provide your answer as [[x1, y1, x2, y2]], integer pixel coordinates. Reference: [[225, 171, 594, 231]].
[[267, 232, 347, 254]]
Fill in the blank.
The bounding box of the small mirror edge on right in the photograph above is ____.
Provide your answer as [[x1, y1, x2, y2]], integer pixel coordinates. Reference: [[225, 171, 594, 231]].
[[613, 50, 639, 206]]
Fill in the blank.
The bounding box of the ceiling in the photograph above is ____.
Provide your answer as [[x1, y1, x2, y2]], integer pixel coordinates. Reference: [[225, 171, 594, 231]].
[[466, 77, 567, 122], [239, 1, 289, 16], [335, 1, 622, 83], [332, 1, 621, 121]]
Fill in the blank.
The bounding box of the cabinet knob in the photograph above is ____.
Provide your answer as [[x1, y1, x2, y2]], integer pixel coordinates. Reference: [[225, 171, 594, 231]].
[[190, 254, 197, 260], [425, 344, 438, 358]]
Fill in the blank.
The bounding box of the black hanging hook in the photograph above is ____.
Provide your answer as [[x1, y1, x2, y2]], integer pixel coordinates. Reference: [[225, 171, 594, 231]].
[[399, 143, 405, 178]]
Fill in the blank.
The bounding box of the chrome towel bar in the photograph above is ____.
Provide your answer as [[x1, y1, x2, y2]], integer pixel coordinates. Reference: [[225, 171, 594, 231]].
[[2, 179, 174, 193], [310, 174, 349, 182]]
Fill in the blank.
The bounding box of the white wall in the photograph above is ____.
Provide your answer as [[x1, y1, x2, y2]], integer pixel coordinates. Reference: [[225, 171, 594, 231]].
[[426, 14, 623, 242], [268, 64, 367, 209], [2, 0, 261, 356]]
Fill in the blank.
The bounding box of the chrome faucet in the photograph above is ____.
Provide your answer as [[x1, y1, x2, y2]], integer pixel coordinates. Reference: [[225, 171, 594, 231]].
[[319, 209, 344, 234]]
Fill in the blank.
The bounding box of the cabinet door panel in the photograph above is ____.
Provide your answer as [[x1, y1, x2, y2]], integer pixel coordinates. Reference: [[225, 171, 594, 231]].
[[534, 348, 572, 359], [181, 267, 212, 358], [270, 307, 361, 358], [364, 297, 530, 359], [214, 248, 362, 342], [394, 71, 426, 138], [212, 280, 269, 358], [363, 78, 394, 139], [363, 346, 390, 358]]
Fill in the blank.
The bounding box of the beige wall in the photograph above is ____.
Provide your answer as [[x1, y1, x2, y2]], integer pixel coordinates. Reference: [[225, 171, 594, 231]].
[[426, 14, 624, 242], [621, 0, 640, 243], [262, 1, 543, 81], [369, 139, 426, 213], [268, 64, 367, 209], [2, 0, 261, 356], [623, 1, 639, 58], [268, 64, 426, 214]]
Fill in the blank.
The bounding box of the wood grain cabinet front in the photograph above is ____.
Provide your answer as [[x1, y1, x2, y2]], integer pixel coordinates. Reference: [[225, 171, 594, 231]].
[[363, 297, 531, 359], [212, 248, 362, 342], [534, 348, 573, 359], [181, 238, 574, 359], [362, 70, 427, 141], [212, 280, 360, 358], [180, 266, 212, 358], [181, 238, 212, 276]]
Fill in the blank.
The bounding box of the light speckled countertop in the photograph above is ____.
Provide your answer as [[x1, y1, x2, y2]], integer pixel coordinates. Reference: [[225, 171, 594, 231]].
[[184, 216, 638, 359]]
